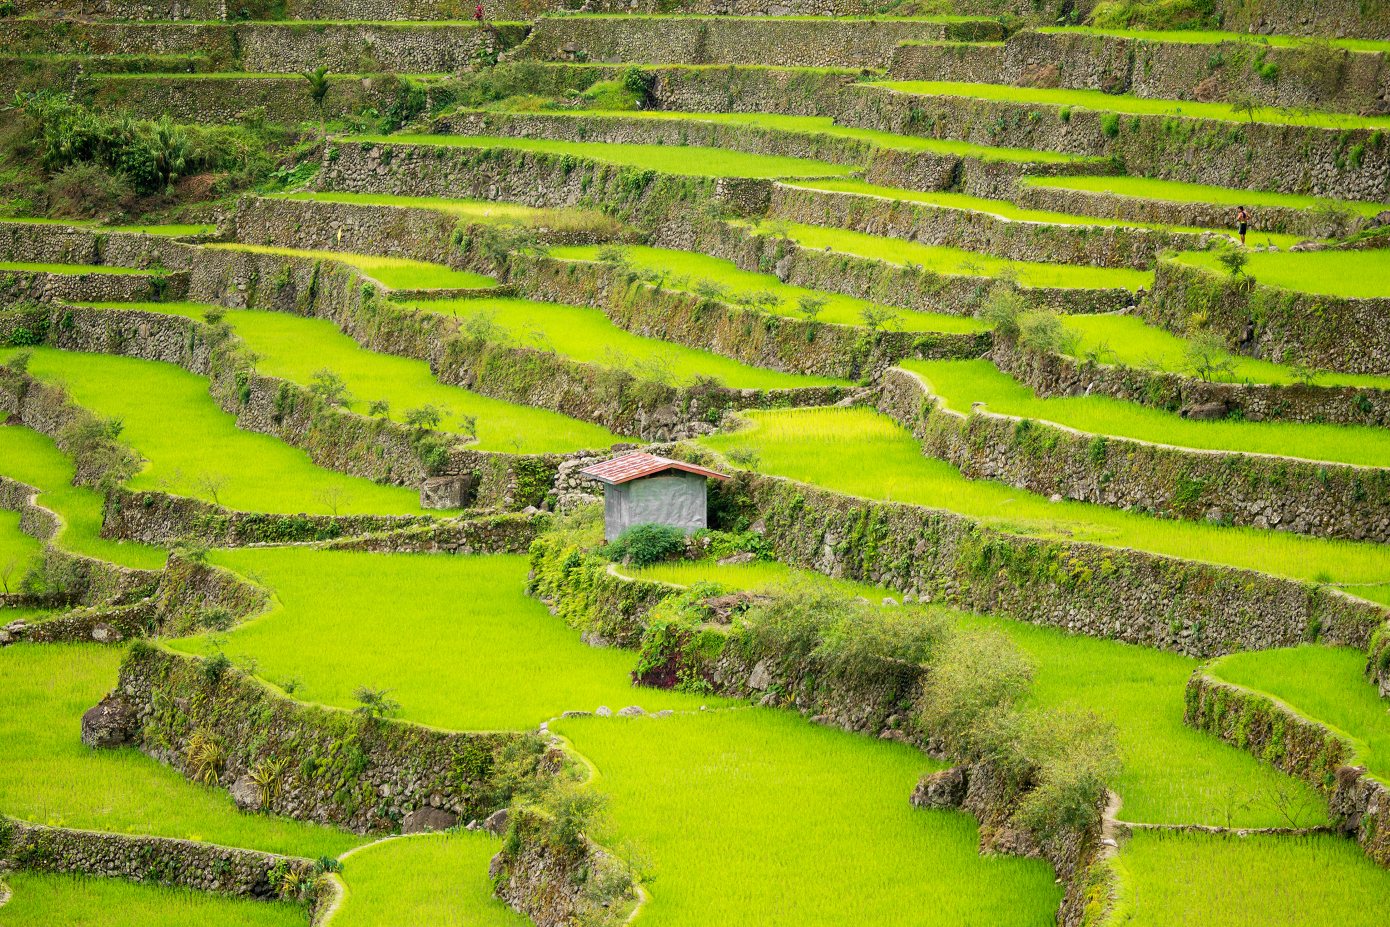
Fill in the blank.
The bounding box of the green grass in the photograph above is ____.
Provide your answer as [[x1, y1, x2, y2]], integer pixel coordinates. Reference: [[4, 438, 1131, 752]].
[[341, 134, 858, 179], [1117, 830, 1390, 926], [0, 642, 361, 857], [0, 507, 42, 586], [6, 347, 435, 516], [1057, 314, 1390, 390], [265, 191, 624, 235], [907, 358, 1390, 467], [1173, 249, 1390, 299], [786, 177, 1302, 247], [555, 708, 1061, 926], [408, 296, 846, 389], [0, 871, 306, 927], [330, 833, 527, 927], [87, 302, 627, 454], [625, 556, 1326, 828], [480, 109, 1092, 163], [699, 407, 1390, 605], [0, 217, 214, 236], [744, 220, 1153, 290], [1023, 174, 1390, 218], [201, 244, 495, 290], [1211, 645, 1390, 783], [169, 549, 713, 731], [0, 424, 166, 570], [547, 244, 988, 334], [869, 80, 1390, 129], [0, 261, 160, 276], [1037, 25, 1390, 54]]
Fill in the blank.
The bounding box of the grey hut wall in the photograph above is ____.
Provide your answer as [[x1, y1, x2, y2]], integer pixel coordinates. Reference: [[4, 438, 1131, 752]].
[[603, 472, 709, 541]]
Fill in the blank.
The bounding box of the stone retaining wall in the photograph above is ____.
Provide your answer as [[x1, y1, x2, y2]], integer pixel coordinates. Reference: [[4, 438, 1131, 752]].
[[85, 74, 426, 125], [1185, 671, 1390, 867], [96, 644, 554, 833], [992, 336, 1390, 429], [879, 365, 1390, 544], [0, 221, 204, 269], [1143, 260, 1390, 376], [0, 267, 182, 306], [0, 819, 321, 903], [690, 466, 1386, 657]]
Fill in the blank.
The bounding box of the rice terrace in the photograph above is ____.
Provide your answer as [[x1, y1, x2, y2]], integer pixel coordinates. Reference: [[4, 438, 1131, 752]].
[[4, 0, 1390, 925]]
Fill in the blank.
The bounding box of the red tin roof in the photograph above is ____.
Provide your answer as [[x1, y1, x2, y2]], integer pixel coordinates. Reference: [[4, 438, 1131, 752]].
[[578, 452, 729, 486]]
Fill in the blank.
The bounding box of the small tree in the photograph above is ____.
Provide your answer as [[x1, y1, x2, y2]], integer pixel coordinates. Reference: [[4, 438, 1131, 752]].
[[404, 404, 443, 431], [316, 485, 347, 516], [1183, 331, 1237, 383], [353, 686, 400, 723], [859, 304, 899, 333], [309, 368, 352, 407], [976, 283, 1027, 337], [302, 66, 331, 135], [195, 471, 229, 507], [797, 294, 828, 323], [1229, 93, 1261, 125], [1, 557, 19, 595], [367, 398, 391, 417], [1217, 247, 1249, 276]]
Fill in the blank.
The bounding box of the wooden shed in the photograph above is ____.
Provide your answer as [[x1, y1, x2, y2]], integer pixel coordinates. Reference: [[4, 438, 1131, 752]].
[[579, 452, 730, 542]]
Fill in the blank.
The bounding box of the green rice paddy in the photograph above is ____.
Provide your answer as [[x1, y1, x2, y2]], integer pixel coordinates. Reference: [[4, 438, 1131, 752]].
[[1057, 314, 1390, 391], [201, 244, 495, 290], [556, 708, 1062, 927], [1173, 249, 1390, 299], [743, 219, 1153, 290], [0, 508, 42, 586], [1037, 25, 1390, 54], [408, 295, 846, 388], [699, 406, 1390, 605], [265, 191, 625, 235], [1116, 831, 1390, 927], [1022, 174, 1390, 218], [88, 302, 627, 453], [0, 643, 361, 857], [5, 347, 435, 515], [907, 358, 1390, 467], [1211, 645, 1390, 782], [0, 871, 306, 927], [342, 134, 857, 179], [869, 81, 1390, 130], [0, 424, 166, 570], [168, 548, 713, 731], [547, 244, 989, 333], [0, 217, 214, 236]]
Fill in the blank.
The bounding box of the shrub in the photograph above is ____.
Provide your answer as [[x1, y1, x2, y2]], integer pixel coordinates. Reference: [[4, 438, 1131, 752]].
[[602, 523, 687, 567], [976, 283, 1026, 337], [538, 782, 609, 851], [1018, 312, 1080, 355], [308, 368, 352, 407], [916, 627, 1033, 762], [1216, 247, 1248, 277], [404, 404, 444, 430], [1183, 331, 1237, 383], [44, 163, 133, 220], [352, 686, 400, 723], [1100, 113, 1120, 138], [1010, 709, 1120, 838]]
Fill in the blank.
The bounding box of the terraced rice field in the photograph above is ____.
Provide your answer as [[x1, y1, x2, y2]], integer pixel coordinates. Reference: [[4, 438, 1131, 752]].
[[202, 244, 496, 290], [1021, 175, 1390, 218], [1173, 248, 1390, 299], [0, 871, 306, 927]]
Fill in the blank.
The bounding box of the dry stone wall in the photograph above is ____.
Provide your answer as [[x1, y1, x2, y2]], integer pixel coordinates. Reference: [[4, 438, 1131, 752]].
[[879, 366, 1390, 544], [85, 74, 418, 124]]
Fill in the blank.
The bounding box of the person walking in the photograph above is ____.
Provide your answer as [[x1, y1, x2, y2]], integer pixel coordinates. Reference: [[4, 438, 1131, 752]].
[[1235, 205, 1250, 246]]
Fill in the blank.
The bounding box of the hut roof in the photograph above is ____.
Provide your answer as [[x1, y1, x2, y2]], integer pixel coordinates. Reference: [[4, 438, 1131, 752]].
[[578, 452, 729, 486]]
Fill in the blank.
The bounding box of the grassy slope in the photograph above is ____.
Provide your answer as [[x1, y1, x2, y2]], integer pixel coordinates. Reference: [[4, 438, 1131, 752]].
[[0, 643, 360, 857], [408, 296, 846, 389], [0, 871, 305, 927], [1022, 174, 1390, 218], [1118, 831, 1390, 927], [0, 424, 166, 570], [907, 357, 1390, 467], [1211, 645, 1390, 782], [699, 407, 1390, 605], [330, 833, 526, 927], [6, 347, 434, 516], [547, 244, 988, 333], [557, 709, 1061, 927], [92, 302, 627, 453], [201, 244, 495, 290], [343, 134, 857, 179], [168, 549, 712, 731], [1058, 314, 1390, 390], [869, 80, 1390, 129], [1173, 249, 1390, 299], [747, 220, 1153, 289]]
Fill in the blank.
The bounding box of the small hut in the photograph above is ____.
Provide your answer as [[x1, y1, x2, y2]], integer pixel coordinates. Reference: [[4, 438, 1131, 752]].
[[579, 452, 730, 542]]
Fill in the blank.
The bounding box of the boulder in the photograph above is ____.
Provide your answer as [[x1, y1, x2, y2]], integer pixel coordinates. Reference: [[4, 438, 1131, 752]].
[[617, 705, 645, 717], [229, 774, 263, 812], [80, 693, 138, 749], [402, 805, 459, 834], [482, 807, 510, 835], [747, 659, 772, 691], [1181, 401, 1229, 421], [909, 766, 969, 810]]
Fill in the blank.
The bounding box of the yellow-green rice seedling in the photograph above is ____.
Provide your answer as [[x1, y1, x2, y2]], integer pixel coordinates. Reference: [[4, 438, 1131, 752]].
[[329, 833, 527, 927], [547, 244, 989, 334], [699, 407, 1390, 605], [554, 709, 1062, 927], [0, 508, 42, 591], [1211, 645, 1390, 782], [1172, 248, 1390, 299], [1037, 25, 1390, 54], [908, 358, 1390, 467], [342, 134, 858, 179], [89, 303, 628, 454], [7, 347, 435, 516], [265, 191, 626, 237], [0, 643, 361, 857], [0, 424, 165, 570], [743, 220, 1154, 290], [0, 217, 215, 236], [0, 871, 306, 927], [1022, 174, 1390, 219], [1116, 830, 1390, 927], [409, 296, 848, 389], [202, 244, 495, 290], [169, 549, 714, 731]]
